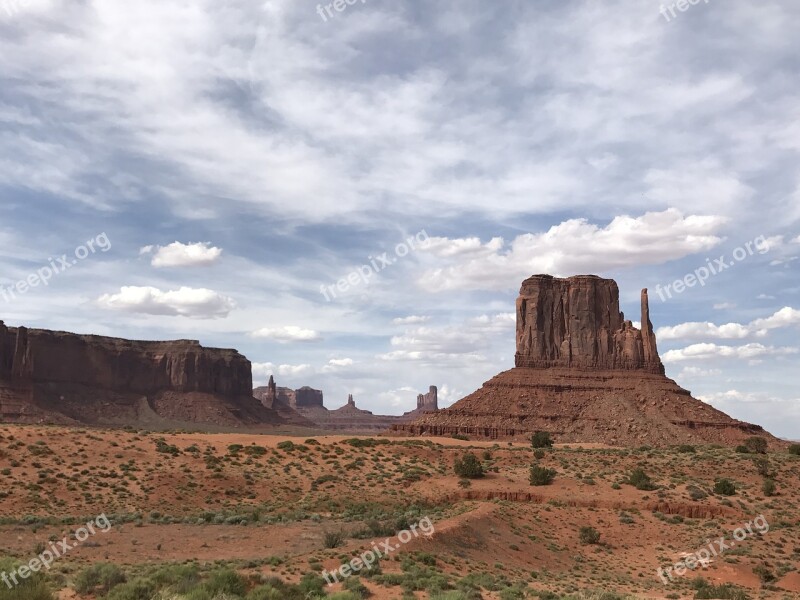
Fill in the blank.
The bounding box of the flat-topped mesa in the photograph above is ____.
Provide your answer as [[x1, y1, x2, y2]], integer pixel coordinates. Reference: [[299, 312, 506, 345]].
[[0, 322, 252, 395], [514, 275, 664, 374]]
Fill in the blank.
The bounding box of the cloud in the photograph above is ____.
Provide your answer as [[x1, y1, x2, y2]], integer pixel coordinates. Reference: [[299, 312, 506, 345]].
[[252, 362, 313, 380], [662, 343, 799, 363], [677, 367, 722, 378], [250, 326, 321, 343], [140, 242, 223, 268], [713, 303, 736, 310], [321, 357, 354, 373], [757, 294, 776, 300], [96, 286, 235, 319], [658, 308, 800, 341], [418, 209, 726, 292], [392, 315, 431, 325]]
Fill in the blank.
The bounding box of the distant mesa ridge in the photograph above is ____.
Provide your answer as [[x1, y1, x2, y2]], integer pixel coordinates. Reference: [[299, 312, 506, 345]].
[[0, 321, 303, 428], [397, 274, 777, 447]]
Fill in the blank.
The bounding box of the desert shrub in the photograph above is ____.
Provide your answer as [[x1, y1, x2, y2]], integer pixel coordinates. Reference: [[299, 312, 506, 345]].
[[247, 586, 284, 600], [324, 531, 345, 549], [753, 457, 771, 477], [533, 449, 546, 460], [276, 441, 296, 451], [626, 469, 657, 491], [744, 437, 768, 454], [0, 558, 53, 600], [529, 465, 556, 486], [155, 439, 180, 456], [677, 444, 696, 453], [451, 434, 470, 441], [343, 576, 372, 598], [693, 582, 749, 599], [74, 563, 126, 595], [788, 444, 800, 456], [531, 431, 554, 449], [753, 564, 775, 584], [714, 479, 736, 496], [298, 573, 326, 597], [735, 445, 749, 454], [105, 578, 157, 600], [344, 438, 390, 448], [687, 485, 708, 501], [151, 563, 201, 594], [454, 452, 484, 479], [578, 526, 601, 545], [227, 444, 244, 454], [204, 568, 248, 598]]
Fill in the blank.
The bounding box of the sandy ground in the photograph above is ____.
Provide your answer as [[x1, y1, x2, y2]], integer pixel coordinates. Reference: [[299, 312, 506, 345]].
[[1, 425, 798, 598]]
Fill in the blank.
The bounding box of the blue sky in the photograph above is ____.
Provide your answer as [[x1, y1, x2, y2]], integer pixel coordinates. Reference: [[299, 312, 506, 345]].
[[0, 0, 798, 438]]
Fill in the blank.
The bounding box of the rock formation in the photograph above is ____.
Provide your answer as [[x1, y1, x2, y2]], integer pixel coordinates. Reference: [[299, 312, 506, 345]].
[[0, 321, 298, 429], [416, 386, 438, 412], [254, 379, 440, 433], [396, 275, 776, 447], [515, 275, 663, 373]]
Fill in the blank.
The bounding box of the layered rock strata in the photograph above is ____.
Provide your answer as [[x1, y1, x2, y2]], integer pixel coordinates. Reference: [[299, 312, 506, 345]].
[[0, 321, 292, 428], [396, 275, 777, 447]]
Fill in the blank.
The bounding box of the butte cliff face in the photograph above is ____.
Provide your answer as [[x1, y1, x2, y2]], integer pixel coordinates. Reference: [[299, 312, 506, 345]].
[[0, 321, 292, 428], [398, 275, 775, 447], [515, 275, 663, 373]]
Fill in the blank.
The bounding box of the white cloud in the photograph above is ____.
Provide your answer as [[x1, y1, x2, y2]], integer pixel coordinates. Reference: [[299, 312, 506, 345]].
[[418, 209, 726, 292], [96, 286, 235, 319], [141, 241, 223, 268], [713, 302, 736, 310], [252, 362, 313, 380], [321, 357, 354, 373], [757, 294, 776, 300], [251, 326, 321, 343], [392, 315, 431, 325], [662, 342, 799, 363], [677, 367, 722, 378], [658, 307, 800, 341], [792, 236, 800, 244]]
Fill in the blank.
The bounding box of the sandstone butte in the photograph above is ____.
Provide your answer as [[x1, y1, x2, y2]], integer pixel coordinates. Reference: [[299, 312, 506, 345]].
[[0, 322, 311, 429], [396, 274, 778, 447]]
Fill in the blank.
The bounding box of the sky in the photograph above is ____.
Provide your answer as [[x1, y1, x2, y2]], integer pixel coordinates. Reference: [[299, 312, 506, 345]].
[[0, 0, 798, 439]]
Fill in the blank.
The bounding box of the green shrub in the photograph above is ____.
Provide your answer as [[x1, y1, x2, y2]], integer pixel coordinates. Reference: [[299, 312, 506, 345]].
[[204, 568, 247, 597], [761, 479, 777, 497], [626, 469, 657, 491], [744, 437, 768, 454], [714, 479, 736, 496], [693, 582, 749, 599], [0, 559, 53, 600], [529, 465, 556, 486], [788, 444, 800, 456], [454, 452, 484, 479], [74, 563, 126, 595], [105, 578, 157, 600], [578, 526, 601, 545], [677, 444, 696, 453], [531, 431, 553, 449], [735, 445, 749, 454], [533, 449, 545, 460]]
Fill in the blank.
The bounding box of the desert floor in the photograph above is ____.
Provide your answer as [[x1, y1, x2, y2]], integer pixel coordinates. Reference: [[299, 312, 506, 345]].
[[0, 425, 798, 599]]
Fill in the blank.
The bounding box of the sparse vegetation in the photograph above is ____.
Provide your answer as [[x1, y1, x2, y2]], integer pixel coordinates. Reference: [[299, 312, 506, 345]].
[[529, 465, 556, 486], [531, 431, 554, 449], [454, 452, 484, 479]]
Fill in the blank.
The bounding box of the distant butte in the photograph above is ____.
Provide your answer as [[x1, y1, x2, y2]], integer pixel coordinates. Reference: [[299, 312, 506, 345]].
[[396, 275, 778, 447]]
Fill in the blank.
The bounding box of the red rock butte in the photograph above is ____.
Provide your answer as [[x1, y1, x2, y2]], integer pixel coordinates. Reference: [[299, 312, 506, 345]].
[[396, 275, 776, 447]]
